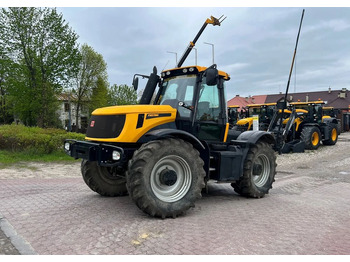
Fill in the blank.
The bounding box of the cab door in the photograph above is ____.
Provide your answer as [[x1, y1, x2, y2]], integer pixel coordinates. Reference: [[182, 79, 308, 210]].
[[194, 81, 227, 142]]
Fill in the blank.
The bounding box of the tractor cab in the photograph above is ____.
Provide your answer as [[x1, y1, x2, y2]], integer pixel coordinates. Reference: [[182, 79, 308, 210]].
[[322, 106, 337, 120], [290, 101, 325, 125], [155, 65, 230, 142], [235, 103, 276, 131], [227, 105, 240, 127]]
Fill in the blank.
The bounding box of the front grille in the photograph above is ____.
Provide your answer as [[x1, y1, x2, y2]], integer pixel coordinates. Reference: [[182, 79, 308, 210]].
[[86, 115, 126, 139]]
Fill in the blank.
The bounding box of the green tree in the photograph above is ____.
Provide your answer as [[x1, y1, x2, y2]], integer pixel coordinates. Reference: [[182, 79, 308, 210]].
[[0, 50, 14, 124], [108, 84, 137, 106], [89, 76, 109, 114], [0, 7, 81, 127], [73, 44, 107, 128]]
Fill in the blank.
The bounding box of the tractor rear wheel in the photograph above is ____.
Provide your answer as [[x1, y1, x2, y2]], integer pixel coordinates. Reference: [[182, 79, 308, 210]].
[[323, 123, 338, 145], [126, 138, 205, 218], [231, 141, 276, 198], [81, 160, 128, 196], [301, 126, 321, 150]]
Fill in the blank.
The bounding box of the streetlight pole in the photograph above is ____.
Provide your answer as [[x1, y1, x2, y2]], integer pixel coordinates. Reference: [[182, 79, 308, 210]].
[[204, 42, 214, 64], [167, 51, 178, 67]]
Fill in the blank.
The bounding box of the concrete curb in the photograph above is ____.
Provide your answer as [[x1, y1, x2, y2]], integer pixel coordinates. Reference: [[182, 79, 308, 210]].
[[0, 213, 37, 255]]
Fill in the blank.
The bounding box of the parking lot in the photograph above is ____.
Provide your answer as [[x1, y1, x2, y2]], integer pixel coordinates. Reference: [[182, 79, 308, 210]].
[[1, 132, 350, 255]]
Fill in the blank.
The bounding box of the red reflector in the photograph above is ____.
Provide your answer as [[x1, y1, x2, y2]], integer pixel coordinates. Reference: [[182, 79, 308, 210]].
[[90, 121, 95, 127]]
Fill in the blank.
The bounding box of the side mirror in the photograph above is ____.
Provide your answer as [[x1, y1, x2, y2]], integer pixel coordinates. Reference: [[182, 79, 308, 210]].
[[132, 76, 139, 91], [205, 65, 218, 86]]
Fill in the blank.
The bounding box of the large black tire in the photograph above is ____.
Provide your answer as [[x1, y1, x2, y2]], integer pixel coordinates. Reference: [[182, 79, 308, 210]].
[[323, 123, 338, 145], [81, 160, 127, 196], [126, 138, 206, 218], [231, 141, 276, 198], [300, 126, 321, 150]]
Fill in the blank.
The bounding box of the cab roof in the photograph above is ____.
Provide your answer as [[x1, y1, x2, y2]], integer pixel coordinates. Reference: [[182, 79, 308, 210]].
[[161, 65, 230, 80], [290, 101, 325, 105], [246, 103, 277, 107]]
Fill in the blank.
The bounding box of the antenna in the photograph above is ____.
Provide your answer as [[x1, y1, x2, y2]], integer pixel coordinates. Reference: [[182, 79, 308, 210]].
[[294, 54, 297, 93], [162, 60, 170, 71], [275, 9, 305, 154]]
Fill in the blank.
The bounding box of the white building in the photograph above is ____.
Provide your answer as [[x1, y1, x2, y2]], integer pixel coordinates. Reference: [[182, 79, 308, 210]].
[[57, 93, 89, 132]]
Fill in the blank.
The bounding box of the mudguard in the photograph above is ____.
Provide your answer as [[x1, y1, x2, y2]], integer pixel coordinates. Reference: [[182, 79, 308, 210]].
[[143, 128, 205, 150], [236, 130, 275, 145], [323, 117, 338, 125]]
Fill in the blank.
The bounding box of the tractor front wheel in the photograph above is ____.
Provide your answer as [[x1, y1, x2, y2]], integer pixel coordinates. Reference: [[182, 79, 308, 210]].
[[81, 160, 128, 196], [301, 126, 321, 150], [126, 138, 205, 218]]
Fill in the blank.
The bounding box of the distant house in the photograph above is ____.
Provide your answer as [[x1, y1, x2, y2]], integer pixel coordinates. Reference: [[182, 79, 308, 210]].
[[228, 88, 350, 131], [227, 95, 267, 111], [57, 93, 89, 133]]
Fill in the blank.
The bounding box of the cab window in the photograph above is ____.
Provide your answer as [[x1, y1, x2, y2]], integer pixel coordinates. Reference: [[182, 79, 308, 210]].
[[196, 82, 220, 122], [158, 75, 196, 118]]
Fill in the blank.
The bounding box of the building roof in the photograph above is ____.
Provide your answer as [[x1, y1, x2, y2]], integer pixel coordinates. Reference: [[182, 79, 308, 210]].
[[227, 95, 267, 111], [263, 88, 349, 109]]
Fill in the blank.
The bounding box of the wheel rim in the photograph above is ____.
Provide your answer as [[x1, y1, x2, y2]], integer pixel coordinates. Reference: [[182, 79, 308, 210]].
[[311, 131, 319, 146], [331, 128, 337, 141], [252, 154, 270, 187], [150, 155, 192, 203]]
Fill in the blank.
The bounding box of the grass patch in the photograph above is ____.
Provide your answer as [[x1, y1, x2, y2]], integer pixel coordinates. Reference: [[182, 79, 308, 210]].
[[0, 150, 79, 168], [0, 124, 85, 154], [0, 124, 84, 168]]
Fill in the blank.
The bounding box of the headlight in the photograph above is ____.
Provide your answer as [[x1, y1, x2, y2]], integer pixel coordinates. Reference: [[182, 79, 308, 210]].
[[112, 150, 121, 161], [64, 142, 70, 151]]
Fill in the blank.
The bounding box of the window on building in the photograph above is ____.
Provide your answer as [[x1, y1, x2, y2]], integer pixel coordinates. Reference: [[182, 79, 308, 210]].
[[64, 103, 70, 112]]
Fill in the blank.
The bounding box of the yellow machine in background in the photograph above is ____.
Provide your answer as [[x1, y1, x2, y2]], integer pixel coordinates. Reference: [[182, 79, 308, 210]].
[[235, 103, 276, 131]]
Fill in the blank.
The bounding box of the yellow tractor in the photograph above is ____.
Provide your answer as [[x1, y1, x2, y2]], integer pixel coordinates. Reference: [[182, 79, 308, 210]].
[[64, 15, 277, 218], [291, 101, 338, 149], [274, 101, 339, 152], [235, 103, 276, 131]]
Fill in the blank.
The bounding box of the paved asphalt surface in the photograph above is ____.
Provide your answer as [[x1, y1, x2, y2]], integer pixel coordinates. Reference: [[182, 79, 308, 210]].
[[1, 132, 350, 255]]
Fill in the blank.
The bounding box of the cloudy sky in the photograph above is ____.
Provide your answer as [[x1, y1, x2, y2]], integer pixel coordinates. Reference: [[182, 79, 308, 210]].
[[9, 2, 350, 100]]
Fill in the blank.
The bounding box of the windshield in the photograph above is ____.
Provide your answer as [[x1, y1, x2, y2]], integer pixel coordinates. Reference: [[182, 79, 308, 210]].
[[157, 75, 196, 118], [248, 107, 261, 116]]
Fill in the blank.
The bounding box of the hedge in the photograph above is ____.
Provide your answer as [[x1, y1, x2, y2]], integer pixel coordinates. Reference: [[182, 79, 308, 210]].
[[0, 124, 85, 154]]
